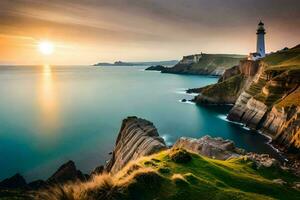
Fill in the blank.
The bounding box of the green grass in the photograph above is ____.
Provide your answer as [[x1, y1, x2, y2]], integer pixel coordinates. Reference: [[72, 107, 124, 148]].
[[190, 54, 245, 71], [246, 77, 267, 96], [38, 149, 300, 200], [162, 54, 245, 75], [262, 45, 300, 69], [200, 74, 246, 98]]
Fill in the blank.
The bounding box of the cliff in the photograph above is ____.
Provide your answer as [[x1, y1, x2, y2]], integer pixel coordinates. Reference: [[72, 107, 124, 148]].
[[105, 116, 167, 174], [228, 45, 300, 152], [161, 53, 245, 76], [190, 45, 300, 152]]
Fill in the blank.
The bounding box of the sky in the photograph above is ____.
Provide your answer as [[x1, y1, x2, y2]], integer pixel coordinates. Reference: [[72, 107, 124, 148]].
[[0, 0, 299, 65]]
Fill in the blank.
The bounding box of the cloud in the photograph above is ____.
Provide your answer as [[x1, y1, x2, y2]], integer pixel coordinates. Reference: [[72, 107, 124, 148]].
[[0, 0, 299, 64]]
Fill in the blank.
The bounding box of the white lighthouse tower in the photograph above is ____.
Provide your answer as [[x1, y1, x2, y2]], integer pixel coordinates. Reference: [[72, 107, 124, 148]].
[[248, 21, 266, 60], [256, 21, 266, 57]]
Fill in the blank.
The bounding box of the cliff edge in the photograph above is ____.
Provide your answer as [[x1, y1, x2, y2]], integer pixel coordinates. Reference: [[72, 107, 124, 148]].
[[161, 53, 245, 76]]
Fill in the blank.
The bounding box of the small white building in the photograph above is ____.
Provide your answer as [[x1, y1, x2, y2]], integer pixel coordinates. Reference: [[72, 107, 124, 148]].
[[248, 21, 266, 61]]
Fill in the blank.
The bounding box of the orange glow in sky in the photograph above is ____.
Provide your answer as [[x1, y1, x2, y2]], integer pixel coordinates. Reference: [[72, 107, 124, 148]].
[[0, 0, 299, 65]]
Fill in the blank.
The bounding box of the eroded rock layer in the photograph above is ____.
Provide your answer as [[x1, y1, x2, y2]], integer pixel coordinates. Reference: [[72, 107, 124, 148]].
[[105, 116, 167, 174], [227, 46, 300, 151]]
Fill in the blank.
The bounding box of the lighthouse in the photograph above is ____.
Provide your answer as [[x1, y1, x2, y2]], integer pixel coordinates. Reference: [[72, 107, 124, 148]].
[[256, 21, 266, 57], [248, 21, 266, 60]]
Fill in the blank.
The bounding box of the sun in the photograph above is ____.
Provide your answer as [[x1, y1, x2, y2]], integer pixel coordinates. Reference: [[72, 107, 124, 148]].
[[38, 41, 54, 55]]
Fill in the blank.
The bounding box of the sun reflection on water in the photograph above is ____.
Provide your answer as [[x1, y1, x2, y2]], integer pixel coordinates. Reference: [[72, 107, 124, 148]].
[[38, 64, 59, 136]]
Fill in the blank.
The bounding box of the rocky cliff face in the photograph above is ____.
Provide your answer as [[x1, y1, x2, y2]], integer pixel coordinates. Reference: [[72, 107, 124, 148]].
[[261, 104, 300, 151], [161, 53, 245, 76], [190, 59, 258, 105], [189, 45, 300, 152], [105, 116, 167, 174], [227, 46, 300, 152]]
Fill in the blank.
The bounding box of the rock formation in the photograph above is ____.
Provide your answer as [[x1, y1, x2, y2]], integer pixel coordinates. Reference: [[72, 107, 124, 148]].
[[173, 135, 245, 160], [47, 160, 87, 184], [0, 173, 27, 189], [105, 116, 167, 174], [0, 161, 87, 191]]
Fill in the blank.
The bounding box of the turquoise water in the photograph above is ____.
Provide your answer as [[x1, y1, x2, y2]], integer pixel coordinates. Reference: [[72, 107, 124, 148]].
[[0, 65, 278, 181]]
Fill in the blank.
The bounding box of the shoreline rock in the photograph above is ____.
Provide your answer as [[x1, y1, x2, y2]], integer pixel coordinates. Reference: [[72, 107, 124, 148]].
[[145, 65, 166, 71]]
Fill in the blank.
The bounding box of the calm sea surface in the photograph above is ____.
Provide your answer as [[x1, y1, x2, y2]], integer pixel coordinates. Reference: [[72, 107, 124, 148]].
[[0, 65, 279, 181]]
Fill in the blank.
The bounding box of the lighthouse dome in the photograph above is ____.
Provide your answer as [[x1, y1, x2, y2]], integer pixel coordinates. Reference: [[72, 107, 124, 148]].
[[258, 21, 264, 26]]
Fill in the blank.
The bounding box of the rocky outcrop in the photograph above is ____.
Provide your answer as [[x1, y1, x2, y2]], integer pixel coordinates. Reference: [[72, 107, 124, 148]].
[[189, 59, 259, 105], [47, 160, 87, 184], [246, 153, 279, 169], [173, 135, 245, 160], [145, 65, 166, 71], [0, 173, 27, 189], [105, 116, 167, 174], [162, 53, 245, 76], [172, 135, 284, 171], [0, 161, 86, 190]]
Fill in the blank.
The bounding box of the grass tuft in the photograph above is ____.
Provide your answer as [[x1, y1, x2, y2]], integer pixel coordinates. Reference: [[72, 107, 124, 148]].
[[170, 148, 192, 163]]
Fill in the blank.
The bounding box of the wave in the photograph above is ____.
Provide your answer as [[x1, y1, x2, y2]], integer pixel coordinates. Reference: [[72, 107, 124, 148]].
[[175, 88, 198, 96], [161, 134, 173, 146], [179, 100, 195, 105]]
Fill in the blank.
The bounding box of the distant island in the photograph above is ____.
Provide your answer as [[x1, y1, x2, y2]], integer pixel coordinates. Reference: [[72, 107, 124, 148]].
[[93, 60, 178, 66]]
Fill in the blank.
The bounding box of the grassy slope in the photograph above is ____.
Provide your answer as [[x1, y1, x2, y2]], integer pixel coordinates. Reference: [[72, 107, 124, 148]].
[[275, 87, 300, 108], [190, 54, 245, 71], [263, 45, 300, 69], [40, 149, 300, 200], [200, 74, 245, 97], [246, 45, 300, 107], [127, 149, 300, 200]]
